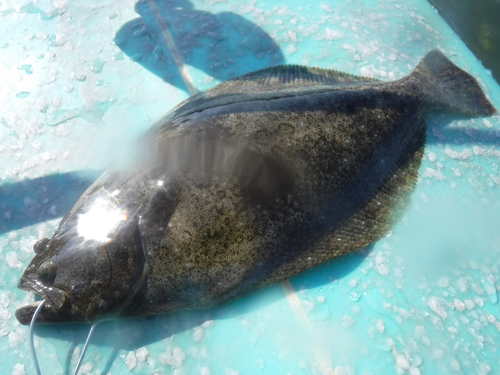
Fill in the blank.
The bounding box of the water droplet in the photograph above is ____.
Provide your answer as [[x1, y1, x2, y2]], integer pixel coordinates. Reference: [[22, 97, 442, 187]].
[[16, 92, 30, 98], [349, 291, 360, 302], [47, 34, 66, 46], [411, 354, 422, 367], [17, 64, 33, 75], [20, 3, 54, 20], [76, 74, 87, 82], [112, 52, 124, 61], [1, 43, 9, 49], [95, 80, 104, 86], [133, 26, 148, 37], [44, 100, 114, 127], [90, 59, 105, 73], [47, 34, 56, 45]]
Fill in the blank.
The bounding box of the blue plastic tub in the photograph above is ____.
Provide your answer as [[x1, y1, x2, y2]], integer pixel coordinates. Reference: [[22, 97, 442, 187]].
[[1, 1, 499, 374]]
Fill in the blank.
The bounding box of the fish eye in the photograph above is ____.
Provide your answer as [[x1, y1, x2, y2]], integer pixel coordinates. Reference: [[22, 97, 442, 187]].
[[33, 238, 50, 254], [37, 261, 57, 285]]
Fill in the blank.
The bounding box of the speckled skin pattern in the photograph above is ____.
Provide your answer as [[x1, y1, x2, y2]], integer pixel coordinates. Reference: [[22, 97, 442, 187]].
[[16, 50, 496, 324]]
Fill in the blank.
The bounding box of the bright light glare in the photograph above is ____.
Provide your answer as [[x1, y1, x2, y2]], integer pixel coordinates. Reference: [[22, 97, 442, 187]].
[[77, 198, 127, 242]]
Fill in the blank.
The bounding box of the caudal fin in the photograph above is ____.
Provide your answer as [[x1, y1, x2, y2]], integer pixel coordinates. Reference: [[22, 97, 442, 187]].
[[411, 50, 497, 116]]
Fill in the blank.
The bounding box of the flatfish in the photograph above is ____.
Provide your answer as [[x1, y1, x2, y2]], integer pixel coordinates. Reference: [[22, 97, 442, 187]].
[[16, 50, 496, 324]]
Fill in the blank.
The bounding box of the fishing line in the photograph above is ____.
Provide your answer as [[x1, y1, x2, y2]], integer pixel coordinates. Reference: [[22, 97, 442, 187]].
[[72, 323, 97, 375], [29, 299, 46, 375], [29, 299, 98, 375]]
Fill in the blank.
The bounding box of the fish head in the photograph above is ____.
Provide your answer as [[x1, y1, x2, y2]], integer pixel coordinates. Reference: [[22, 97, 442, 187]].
[[16, 188, 148, 325]]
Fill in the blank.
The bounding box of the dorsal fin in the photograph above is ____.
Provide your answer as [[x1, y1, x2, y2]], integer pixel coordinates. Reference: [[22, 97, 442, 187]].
[[205, 64, 380, 97], [157, 65, 380, 127]]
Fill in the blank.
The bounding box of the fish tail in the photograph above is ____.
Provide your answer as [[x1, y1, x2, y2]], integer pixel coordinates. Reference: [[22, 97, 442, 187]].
[[411, 50, 497, 116]]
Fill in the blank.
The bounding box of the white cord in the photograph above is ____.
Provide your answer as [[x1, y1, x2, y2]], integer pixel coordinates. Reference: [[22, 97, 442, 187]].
[[29, 299, 98, 375], [29, 299, 46, 375], [72, 323, 98, 375]]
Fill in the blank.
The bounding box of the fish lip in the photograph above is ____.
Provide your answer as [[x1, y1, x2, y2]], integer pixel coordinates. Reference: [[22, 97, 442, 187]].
[[15, 300, 44, 325], [18, 277, 68, 309], [16, 277, 70, 325]]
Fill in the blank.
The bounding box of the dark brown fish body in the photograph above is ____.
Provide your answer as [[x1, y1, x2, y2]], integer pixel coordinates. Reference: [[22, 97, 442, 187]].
[[16, 51, 496, 324]]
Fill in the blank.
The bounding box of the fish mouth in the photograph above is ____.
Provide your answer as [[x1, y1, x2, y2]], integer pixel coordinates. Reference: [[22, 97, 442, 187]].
[[15, 277, 71, 325]]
